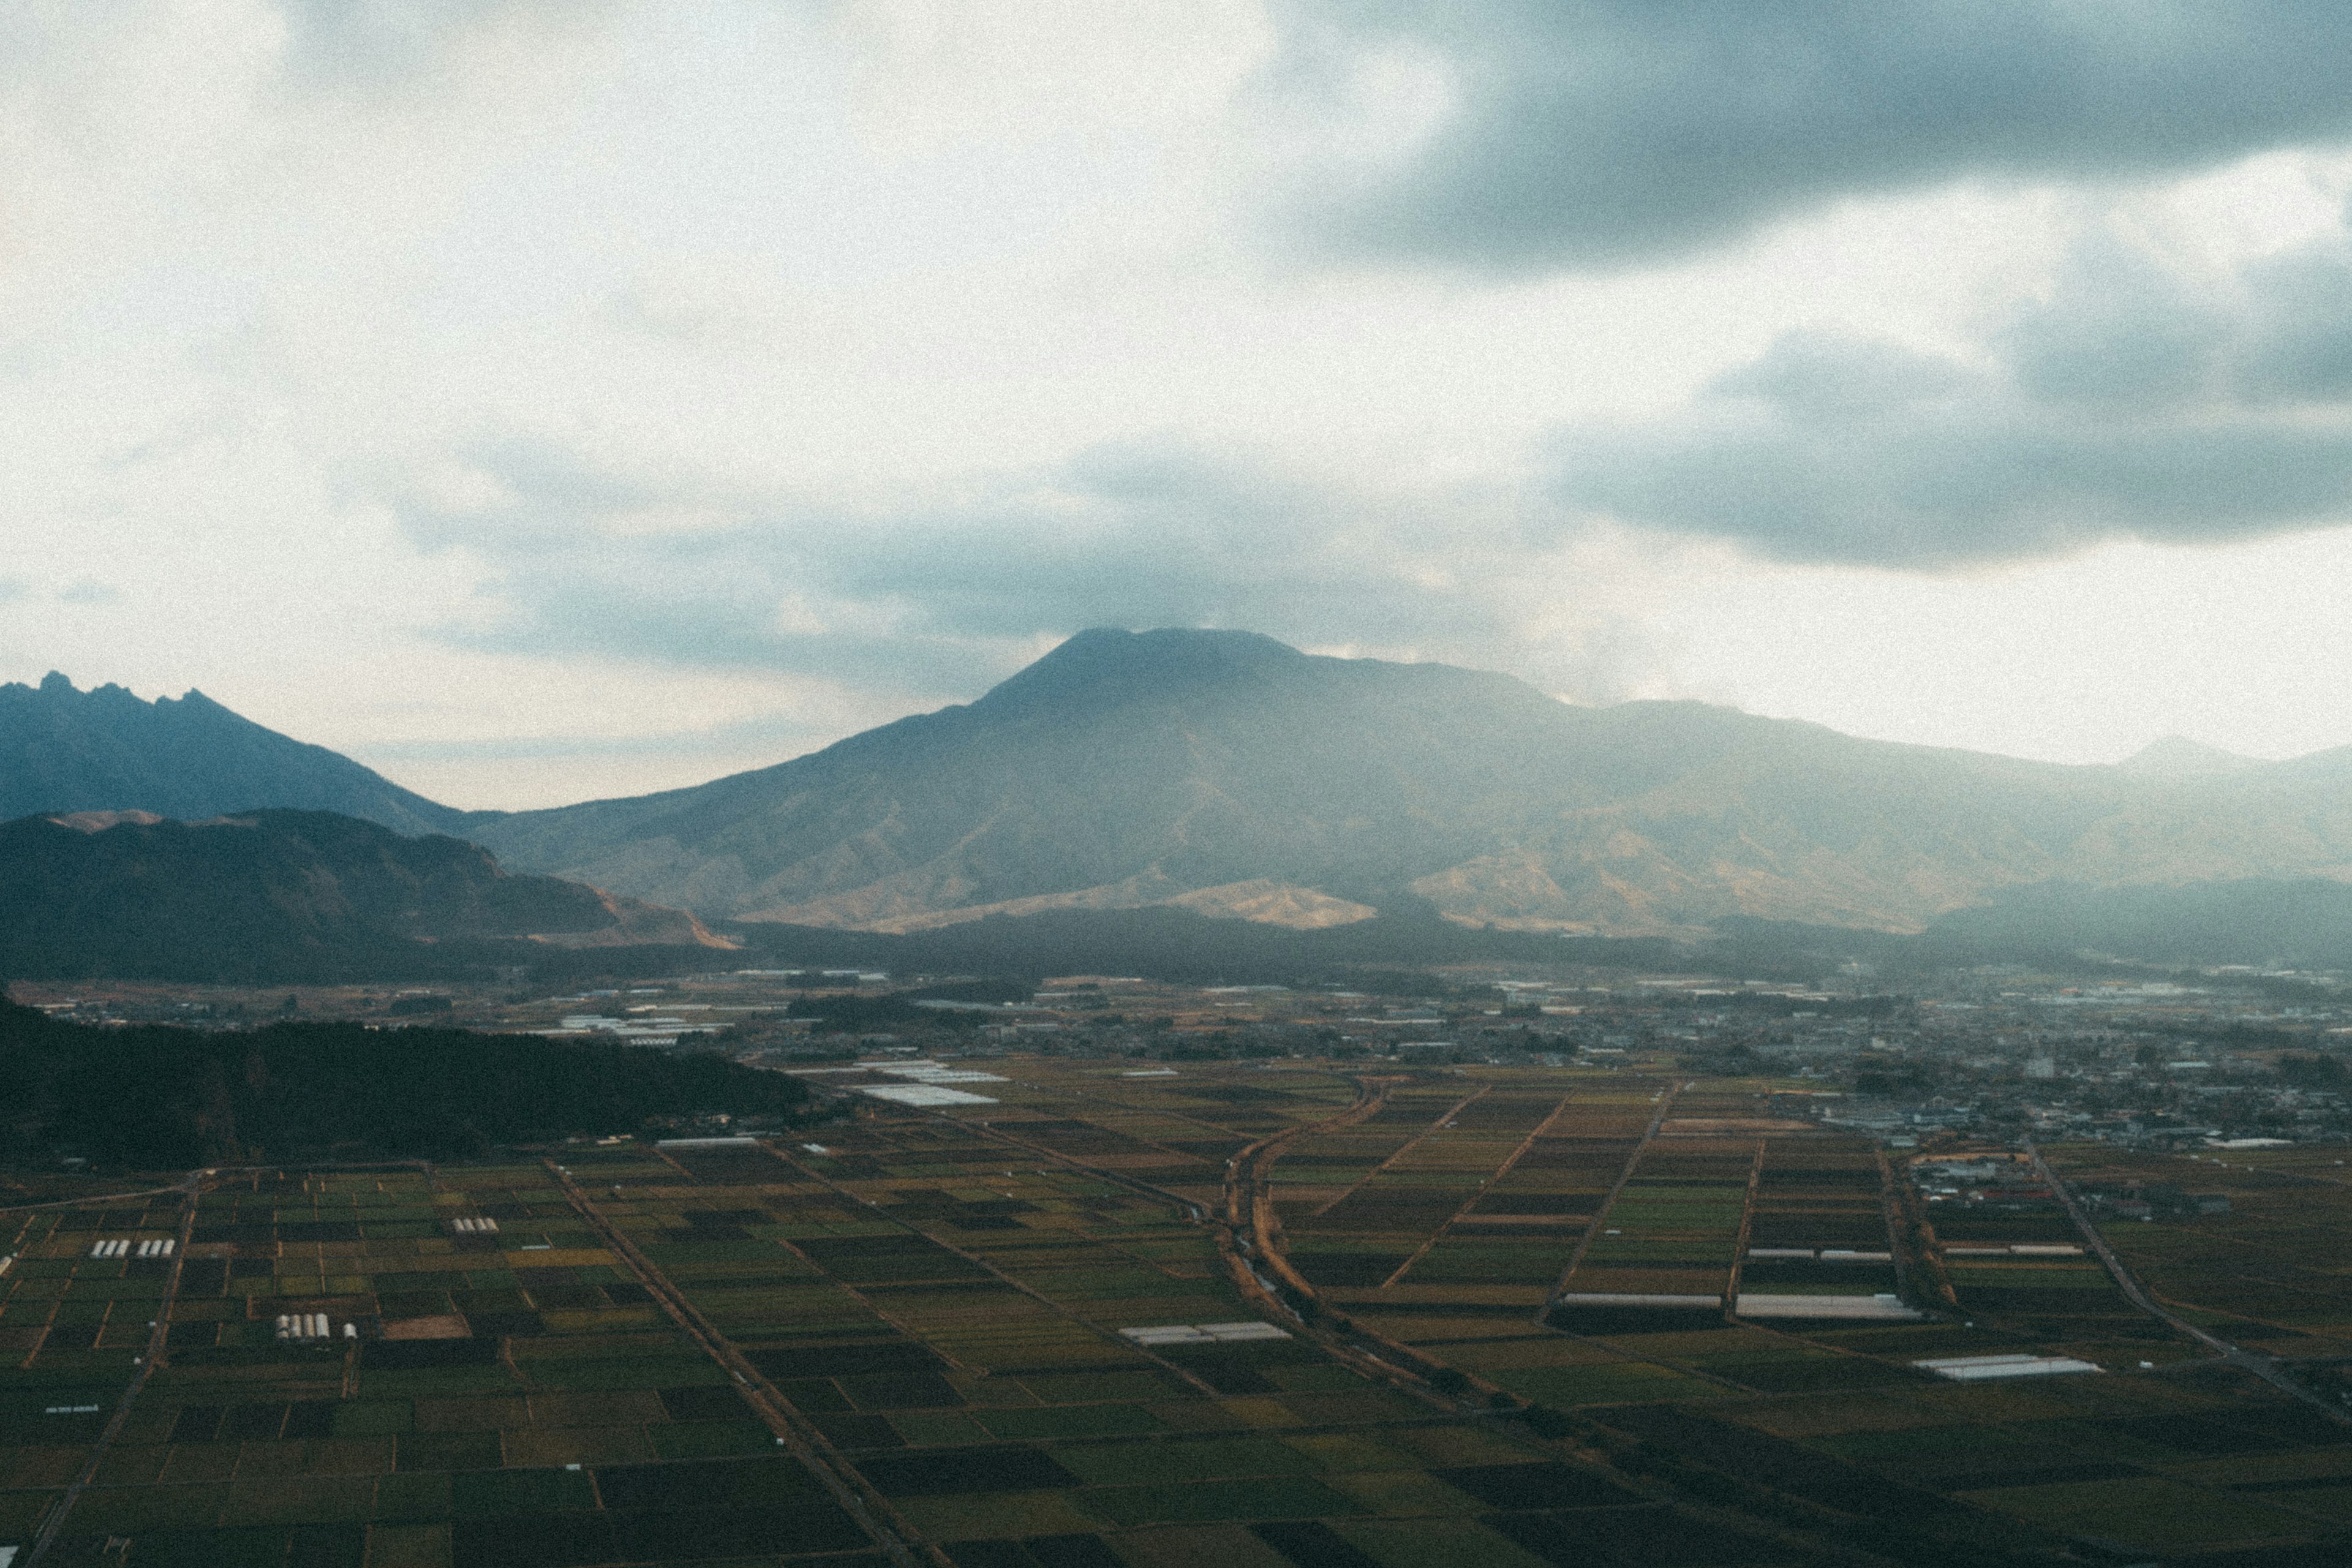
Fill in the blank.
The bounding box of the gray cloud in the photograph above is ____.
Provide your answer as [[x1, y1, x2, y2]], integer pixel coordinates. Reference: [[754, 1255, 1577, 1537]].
[[273, 1, 601, 85], [389, 438, 1645, 703], [1275, 1, 2352, 270], [1550, 225, 2352, 565], [393, 207, 2352, 674], [355, 710, 834, 765], [58, 580, 121, 605]]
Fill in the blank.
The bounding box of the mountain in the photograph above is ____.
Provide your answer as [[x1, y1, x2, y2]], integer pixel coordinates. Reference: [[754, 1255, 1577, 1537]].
[[25, 634, 2352, 944], [2117, 734, 2262, 778], [0, 809, 728, 982], [1927, 878, 2352, 971], [0, 672, 462, 834], [465, 627, 2352, 937]]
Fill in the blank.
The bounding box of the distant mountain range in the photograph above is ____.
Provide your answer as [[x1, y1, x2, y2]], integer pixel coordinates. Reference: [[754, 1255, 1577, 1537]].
[[2113, 734, 2265, 779], [13, 633, 2352, 950], [0, 809, 726, 982], [462, 628, 2352, 940], [0, 673, 462, 835]]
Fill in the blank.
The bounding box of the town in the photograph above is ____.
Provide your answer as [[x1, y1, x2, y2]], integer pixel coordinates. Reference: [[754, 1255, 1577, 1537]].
[[19, 955, 2348, 1151]]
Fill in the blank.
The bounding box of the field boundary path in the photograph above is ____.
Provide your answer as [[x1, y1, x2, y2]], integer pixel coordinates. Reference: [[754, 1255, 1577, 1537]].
[[1308, 1085, 1489, 1218], [913, 1102, 1213, 1223], [1537, 1079, 1684, 1320], [922, 1091, 1474, 1411], [1875, 1147, 1940, 1310], [2027, 1140, 2352, 1428], [1381, 1088, 1581, 1288], [1210, 1080, 1491, 1403], [542, 1159, 940, 1568], [1227, 1077, 1397, 1292], [764, 1140, 1232, 1399], [23, 1169, 203, 1568], [0, 1182, 187, 1216], [1717, 1137, 1769, 1311]]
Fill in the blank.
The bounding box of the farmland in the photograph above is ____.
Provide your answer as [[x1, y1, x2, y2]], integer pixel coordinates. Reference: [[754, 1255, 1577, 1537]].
[[6, 1057, 2352, 1566]]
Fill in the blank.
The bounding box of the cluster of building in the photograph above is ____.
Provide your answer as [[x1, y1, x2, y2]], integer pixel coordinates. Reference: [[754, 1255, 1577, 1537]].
[[16, 952, 2351, 1153]]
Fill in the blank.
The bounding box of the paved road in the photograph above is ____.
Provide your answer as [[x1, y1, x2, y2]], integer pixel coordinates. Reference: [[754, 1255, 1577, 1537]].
[[23, 1170, 205, 1567], [1541, 1080, 1684, 1316], [543, 1158, 935, 1568], [2027, 1140, 2351, 1428]]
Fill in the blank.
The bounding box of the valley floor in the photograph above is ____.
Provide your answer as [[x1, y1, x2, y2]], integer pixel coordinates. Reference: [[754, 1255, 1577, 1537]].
[[5, 1060, 2351, 1567]]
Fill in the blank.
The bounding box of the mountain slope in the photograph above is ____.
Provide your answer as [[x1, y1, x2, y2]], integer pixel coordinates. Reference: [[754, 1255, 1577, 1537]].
[[465, 627, 2352, 937], [0, 673, 462, 834], [468, 627, 1644, 927], [0, 809, 727, 982], [1928, 878, 2352, 970], [2117, 735, 2262, 778]]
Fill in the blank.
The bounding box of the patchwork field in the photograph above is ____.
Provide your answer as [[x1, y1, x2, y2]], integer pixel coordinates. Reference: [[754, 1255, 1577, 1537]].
[[2046, 1143, 2352, 1355], [6, 1060, 2351, 1566]]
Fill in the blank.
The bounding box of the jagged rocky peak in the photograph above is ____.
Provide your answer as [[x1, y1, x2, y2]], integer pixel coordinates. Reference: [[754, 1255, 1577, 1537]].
[[0, 669, 466, 834]]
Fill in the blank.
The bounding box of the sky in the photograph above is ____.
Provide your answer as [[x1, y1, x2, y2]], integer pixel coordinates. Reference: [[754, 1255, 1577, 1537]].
[[9, 1, 2352, 809]]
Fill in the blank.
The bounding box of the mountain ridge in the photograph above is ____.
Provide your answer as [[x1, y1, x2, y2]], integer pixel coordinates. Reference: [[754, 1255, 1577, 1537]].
[[461, 628, 2352, 937], [18, 633, 2352, 942], [0, 808, 731, 982], [0, 673, 465, 835], [2118, 734, 2264, 778]]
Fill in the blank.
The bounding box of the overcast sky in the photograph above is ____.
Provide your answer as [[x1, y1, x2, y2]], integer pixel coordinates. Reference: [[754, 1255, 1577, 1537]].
[[10, 1, 2352, 809]]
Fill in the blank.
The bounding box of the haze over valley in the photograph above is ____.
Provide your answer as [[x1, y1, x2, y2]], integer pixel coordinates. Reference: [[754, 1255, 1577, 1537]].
[[17, 8, 2352, 1566], [13, 630, 2352, 962]]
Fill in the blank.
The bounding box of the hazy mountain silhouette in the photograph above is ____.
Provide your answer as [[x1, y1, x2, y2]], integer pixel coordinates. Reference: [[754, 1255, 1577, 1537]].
[[2116, 735, 2262, 778], [22, 635, 2352, 942], [0, 809, 726, 982], [0, 672, 462, 834], [464, 628, 2352, 937], [1927, 877, 2352, 970]]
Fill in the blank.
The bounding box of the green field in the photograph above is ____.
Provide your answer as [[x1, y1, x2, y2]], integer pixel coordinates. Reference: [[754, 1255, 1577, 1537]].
[[6, 1060, 2351, 1566]]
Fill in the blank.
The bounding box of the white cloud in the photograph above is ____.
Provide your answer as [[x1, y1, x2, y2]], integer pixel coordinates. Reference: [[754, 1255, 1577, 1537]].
[[2, 1, 2351, 810]]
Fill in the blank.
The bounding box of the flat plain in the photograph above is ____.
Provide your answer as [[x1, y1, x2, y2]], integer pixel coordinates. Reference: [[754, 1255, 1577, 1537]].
[[7, 1057, 2351, 1567]]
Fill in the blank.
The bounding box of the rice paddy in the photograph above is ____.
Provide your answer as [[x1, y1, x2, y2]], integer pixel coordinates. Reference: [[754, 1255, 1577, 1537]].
[[6, 1060, 2351, 1565]]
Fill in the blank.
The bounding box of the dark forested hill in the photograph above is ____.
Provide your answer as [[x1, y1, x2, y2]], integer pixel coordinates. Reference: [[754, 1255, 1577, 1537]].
[[0, 672, 462, 833], [0, 998, 809, 1166], [0, 809, 726, 982]]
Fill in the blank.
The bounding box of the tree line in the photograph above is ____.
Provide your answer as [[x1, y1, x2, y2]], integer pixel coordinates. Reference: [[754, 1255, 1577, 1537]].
[[0, 995, 810, 1169]]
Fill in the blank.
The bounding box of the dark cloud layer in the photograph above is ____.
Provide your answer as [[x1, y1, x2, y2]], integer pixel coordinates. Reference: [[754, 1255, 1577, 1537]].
[[390, 441, 1621, 698], [402, 216, 2352, 652], [1279, 1, 2352, 269], [1551, 225, 2352, 565]]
